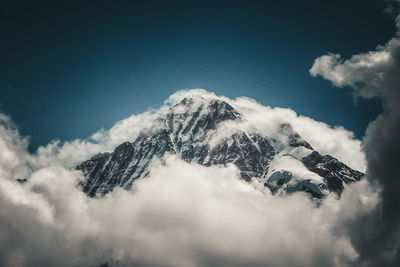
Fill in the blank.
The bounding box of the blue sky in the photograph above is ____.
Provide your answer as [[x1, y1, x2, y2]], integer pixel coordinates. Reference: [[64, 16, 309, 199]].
[[0, 0, 394, 151]]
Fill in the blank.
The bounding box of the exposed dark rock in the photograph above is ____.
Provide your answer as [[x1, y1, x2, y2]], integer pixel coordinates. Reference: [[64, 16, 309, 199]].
[[301, 151, 364, 195], [77, 96, 363, 198]]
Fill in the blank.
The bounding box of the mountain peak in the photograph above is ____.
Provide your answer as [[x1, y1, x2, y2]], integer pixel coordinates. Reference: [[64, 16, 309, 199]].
[[168, 95, 240, 118], [77, 91, 363, 198]]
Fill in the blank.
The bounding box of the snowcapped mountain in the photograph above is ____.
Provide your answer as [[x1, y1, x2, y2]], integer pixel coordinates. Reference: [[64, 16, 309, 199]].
[[77, 94, 363, 198]]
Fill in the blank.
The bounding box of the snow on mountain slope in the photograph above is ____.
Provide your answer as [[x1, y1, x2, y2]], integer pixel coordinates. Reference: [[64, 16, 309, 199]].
[[77, 93, 363, 198]]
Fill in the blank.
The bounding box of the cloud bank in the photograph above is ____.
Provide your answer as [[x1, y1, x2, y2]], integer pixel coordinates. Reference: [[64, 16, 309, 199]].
[[0, 87, 373, 266], [311, 12, 400, 267], [0, 130, 375, 266]]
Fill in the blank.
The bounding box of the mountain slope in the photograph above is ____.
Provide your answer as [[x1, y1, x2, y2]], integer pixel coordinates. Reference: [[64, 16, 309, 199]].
[[77, 95, 363, 198]]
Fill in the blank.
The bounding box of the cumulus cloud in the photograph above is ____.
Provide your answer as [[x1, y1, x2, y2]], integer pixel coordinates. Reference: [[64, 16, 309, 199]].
[[0, 114, 32, 179], [310, 19, 400, 112], [310, 12, 400, 267], [0, 117, 378, 266], [0, 85, 377, 266]]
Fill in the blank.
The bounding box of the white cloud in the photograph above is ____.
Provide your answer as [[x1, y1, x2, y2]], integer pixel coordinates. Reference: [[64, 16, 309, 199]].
[[310, 24, 400, 112], [0, 89, 369, 266], [0, 125, 377, 266]]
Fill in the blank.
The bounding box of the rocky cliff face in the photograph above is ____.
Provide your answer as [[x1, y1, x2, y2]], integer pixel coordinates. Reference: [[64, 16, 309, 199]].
[[77, 96, 363, 198]]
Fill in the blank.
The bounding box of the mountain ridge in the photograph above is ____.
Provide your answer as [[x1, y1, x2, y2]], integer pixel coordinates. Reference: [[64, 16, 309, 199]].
[[77, 94, 363, 198]]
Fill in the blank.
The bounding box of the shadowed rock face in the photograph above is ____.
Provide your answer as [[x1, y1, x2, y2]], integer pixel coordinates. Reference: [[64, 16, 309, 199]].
[[77, 97, 363, 198], [204, 132, 275, 181], [77, 129, 175, 197], [301, 151, 364, 194]]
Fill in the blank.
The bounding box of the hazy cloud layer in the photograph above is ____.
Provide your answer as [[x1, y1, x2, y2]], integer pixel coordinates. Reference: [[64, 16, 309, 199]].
[[0, 88, 372, 266], [311, 13, 400, 267]]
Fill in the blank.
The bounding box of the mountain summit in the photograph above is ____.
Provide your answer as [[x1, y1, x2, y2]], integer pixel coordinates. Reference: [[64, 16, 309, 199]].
[[77, 93, 363, 198]]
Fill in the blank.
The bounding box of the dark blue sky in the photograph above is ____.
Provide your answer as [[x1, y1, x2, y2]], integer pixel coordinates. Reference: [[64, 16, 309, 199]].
[[0, 0, 394, 151]]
